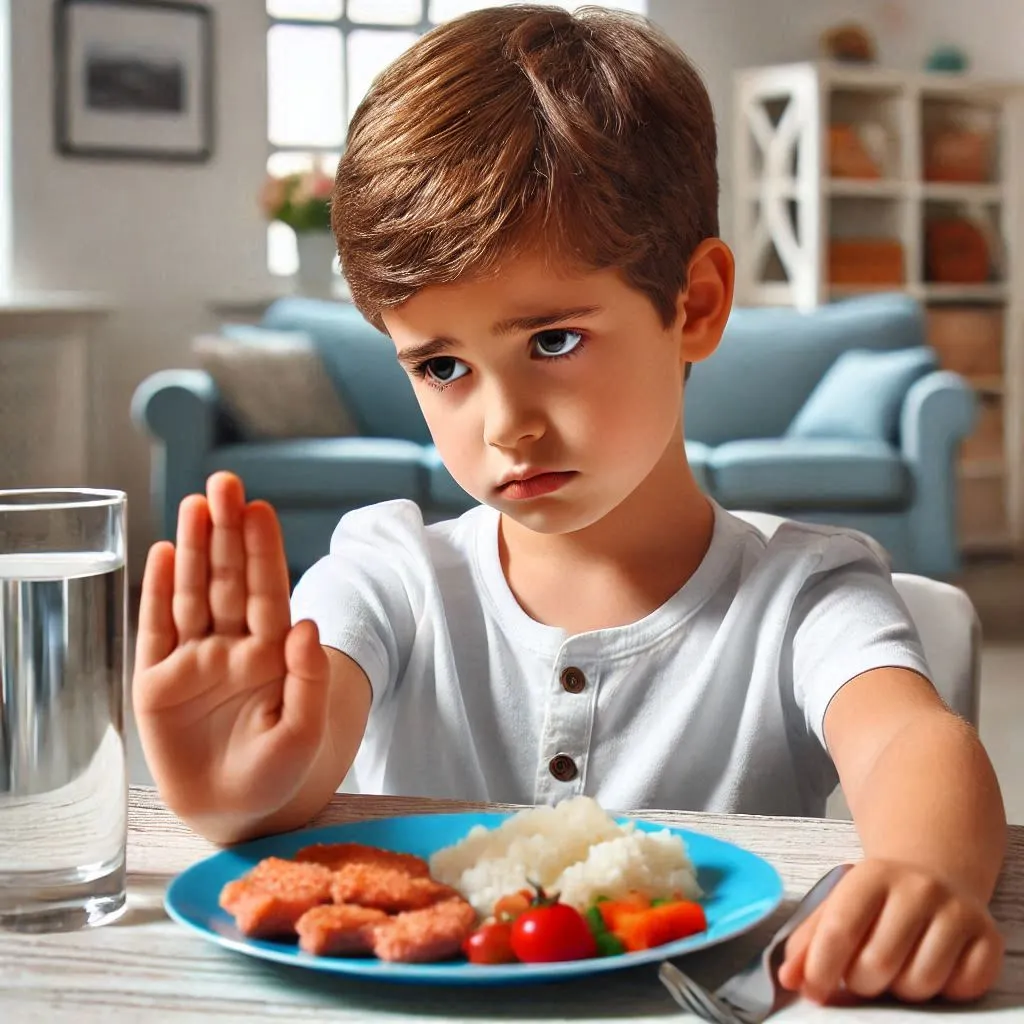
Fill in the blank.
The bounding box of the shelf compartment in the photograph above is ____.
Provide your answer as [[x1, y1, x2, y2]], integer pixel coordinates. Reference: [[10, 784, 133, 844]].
[[926, 305, 1004, 376]]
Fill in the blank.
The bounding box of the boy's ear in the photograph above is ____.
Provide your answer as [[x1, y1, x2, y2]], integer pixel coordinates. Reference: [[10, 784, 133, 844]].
[[675, 238, 735, 366]]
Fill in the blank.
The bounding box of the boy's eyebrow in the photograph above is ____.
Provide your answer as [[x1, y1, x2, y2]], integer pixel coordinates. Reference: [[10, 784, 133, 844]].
[[396, 337, 452, 367], [395, 306, 603, 367], [491, 305, 603, 336]]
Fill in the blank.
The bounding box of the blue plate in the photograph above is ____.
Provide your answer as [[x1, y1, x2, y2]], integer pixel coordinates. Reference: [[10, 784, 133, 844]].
[[165, 812, 783, 986]]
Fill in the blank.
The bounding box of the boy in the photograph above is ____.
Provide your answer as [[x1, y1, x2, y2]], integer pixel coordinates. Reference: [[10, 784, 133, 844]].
[[134, 5, 1006, 1006]]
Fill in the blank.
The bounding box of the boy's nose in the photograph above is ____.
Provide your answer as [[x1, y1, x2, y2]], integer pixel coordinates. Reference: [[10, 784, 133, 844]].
[[482, 385, 546, 450]]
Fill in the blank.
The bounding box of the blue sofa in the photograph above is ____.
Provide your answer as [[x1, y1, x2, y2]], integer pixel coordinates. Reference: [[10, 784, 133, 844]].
[[132, 292, 975, 578]]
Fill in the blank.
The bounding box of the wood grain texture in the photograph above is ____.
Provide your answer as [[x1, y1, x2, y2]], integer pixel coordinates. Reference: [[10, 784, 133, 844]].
[[0, 787, 1022, 1022]]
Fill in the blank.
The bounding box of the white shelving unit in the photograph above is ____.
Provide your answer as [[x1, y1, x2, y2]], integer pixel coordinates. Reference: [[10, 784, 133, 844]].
[[733, 61, 1024, 554]]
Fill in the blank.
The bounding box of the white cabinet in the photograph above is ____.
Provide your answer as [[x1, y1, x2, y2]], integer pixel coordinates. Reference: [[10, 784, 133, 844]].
[[733, 61, 1024, 553], [0, 298, 109, 490]]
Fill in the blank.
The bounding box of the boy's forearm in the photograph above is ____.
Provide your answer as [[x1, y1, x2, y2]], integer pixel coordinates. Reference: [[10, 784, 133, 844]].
[[847, 713, 1006, 902]]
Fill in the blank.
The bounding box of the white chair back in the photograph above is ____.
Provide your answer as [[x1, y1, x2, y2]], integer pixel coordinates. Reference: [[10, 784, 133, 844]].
[[732, 511, 980, 725]]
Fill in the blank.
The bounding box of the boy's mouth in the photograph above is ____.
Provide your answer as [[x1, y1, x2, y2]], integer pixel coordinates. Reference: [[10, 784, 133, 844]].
[[496, 470, 577, 500]]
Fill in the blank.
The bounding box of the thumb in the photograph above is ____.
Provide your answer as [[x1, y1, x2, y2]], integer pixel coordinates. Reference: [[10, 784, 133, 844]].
[[279, 619, 330, 743]]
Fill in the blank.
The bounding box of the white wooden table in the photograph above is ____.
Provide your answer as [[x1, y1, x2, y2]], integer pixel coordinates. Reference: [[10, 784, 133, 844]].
[[2, 787, 1022, 1022]]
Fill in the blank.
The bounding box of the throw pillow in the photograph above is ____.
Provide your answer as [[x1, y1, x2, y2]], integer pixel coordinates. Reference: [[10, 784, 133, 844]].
[[192, 331, 358, 440], [786, 347, 937, 443]]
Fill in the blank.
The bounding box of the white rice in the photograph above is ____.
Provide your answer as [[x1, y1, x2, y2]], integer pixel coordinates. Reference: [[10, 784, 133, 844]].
[[429, 796, 701, 915]]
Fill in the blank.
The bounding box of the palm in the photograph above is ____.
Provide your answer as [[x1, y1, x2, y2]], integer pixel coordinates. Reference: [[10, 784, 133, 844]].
[[133, 474, 329, 824]]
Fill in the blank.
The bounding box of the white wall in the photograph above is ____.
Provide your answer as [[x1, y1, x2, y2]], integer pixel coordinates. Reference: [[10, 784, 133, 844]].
[[5, 0, 1023, 581], [7, 0, 271, 578]]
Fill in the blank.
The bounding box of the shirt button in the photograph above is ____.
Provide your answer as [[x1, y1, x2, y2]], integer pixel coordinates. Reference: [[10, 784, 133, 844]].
[[560, 667, 586, 694], [548, 753, 579, 782]]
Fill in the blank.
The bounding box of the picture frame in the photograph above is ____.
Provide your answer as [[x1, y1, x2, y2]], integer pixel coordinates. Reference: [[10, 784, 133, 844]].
[[54, 0, 214, 163]]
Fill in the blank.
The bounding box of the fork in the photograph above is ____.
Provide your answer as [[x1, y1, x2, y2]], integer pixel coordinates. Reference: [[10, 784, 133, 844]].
[[658, 863, 854, 1023]]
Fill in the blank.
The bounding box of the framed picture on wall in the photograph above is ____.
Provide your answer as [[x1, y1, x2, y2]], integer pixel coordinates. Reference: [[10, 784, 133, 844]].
[[54, 0, 214, 163]]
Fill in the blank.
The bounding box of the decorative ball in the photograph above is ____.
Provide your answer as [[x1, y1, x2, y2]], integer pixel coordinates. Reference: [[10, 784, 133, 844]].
[[926, 45, 968, 73], [821, 23, 876, 63]]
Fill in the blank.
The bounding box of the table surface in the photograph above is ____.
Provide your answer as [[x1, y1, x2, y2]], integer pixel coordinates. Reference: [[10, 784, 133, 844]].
[[2, 787, 1022, 1023]]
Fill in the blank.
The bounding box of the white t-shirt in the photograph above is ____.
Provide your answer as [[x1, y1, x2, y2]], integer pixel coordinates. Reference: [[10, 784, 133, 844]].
[[291, 499, 930, 818]]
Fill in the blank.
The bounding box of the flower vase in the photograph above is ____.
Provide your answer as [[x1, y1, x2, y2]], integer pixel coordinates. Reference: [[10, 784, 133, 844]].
[[295, 230, 339, 298]]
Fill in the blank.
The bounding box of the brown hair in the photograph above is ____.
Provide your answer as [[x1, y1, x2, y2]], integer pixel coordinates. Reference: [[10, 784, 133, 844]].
[[332, 4, 718, 332]]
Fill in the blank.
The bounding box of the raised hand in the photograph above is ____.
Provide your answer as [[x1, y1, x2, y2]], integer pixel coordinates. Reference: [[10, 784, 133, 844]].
[[132, 472, 333, 840]]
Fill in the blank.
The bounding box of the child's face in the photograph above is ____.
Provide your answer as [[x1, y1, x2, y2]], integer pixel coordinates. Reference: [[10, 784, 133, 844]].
[[382, 251, 699, 535]]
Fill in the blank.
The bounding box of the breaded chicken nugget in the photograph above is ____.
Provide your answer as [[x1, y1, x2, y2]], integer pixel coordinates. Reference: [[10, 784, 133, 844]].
[[295, 842, 430, 877], [219, 857, 334, 938], [295, 903, 388, 956], [330, 862, 459, 913], [372, 897, 478, 963]]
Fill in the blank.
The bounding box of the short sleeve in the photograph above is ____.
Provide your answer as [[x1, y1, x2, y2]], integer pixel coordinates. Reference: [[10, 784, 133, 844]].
[[790, 533, 932, 752], [289, 501, 425, 707]]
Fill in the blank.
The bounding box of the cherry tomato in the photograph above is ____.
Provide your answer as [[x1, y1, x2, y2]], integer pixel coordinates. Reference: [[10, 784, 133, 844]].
[[510, 901, 598, 963], [462, 921, 517, 964]]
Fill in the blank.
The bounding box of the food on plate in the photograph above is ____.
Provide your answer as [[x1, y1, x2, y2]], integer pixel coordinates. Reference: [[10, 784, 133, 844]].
[[219, 842, 477, 962], [429, 795, 701, 916], [295, 903, 388, 956], [217, 799, 708, 966], [372, 897, 479, 963], [507, 886, 597, 963], [329, 862, 458, 913], [218, 857, 334, 938], [594, 895, 707, 952], [296, 841, 431, 878], [461, 919, 517, 964]]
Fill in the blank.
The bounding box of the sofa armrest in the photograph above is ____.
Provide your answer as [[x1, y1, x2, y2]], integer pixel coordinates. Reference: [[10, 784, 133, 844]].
[[130, 370, 222, 540], [899, 370, 977, 577]]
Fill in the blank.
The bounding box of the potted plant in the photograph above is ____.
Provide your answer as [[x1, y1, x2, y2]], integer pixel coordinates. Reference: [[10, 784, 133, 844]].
[[260, 168, 338, 295]]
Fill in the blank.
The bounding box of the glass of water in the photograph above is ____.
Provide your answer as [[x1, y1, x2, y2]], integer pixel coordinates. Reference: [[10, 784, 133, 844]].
[[0, 489, 127, 932]]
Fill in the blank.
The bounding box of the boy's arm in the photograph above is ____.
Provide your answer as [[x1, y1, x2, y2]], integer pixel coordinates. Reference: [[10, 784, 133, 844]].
[[780, 666, 1006, 1003], [194, 648, 371, 845], [825, 666, 1005, 900]]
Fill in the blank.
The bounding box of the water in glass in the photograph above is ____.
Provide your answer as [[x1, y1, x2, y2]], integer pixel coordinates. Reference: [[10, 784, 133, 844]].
[[0, 541, 127, 931]]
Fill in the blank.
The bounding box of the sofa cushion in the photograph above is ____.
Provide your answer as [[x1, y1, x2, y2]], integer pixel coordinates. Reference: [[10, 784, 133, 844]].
[[787, 347, 937, 443], [421, 447, 476, 510], [194, 331, 358, 441], [207, 437, 426, 505], [260, 298, 431, 445], [708, 438, 910, 509], [685, 292, 928, 445]]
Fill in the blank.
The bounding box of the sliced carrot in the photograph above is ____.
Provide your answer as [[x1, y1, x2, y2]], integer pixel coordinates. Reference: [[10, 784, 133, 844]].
[[596, 894, 651, 933], [611, 901, 707, 952]]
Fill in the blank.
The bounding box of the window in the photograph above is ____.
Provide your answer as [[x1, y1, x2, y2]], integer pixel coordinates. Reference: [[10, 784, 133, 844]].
[[265, 0, 646, 275]]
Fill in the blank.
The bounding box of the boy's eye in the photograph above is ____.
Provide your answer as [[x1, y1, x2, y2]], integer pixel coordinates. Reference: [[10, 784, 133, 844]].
[[533, 329, 583, 358], [423, 356, 469, 384]]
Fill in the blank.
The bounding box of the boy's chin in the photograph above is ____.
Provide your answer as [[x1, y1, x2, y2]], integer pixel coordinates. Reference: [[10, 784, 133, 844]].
[[488, 497, 618, 536]]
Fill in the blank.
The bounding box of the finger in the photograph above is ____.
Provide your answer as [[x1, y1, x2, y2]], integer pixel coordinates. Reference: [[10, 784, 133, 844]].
[[207, 472, 248, 635], [778, 912, 818, 991], [801, 872, 888, 1003], [943, 930, 1005, 1003], [173, 494, 212, 641], [891, 906, 976, 1003], [243, 500, 292, 639], [845, 890, 935, 999], [255, 621, 330, 763], [135, 542, 177, 672], [281, 620, 330, 738]]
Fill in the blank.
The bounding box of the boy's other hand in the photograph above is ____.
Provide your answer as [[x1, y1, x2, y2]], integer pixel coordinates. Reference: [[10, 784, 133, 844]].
[[132, 471, 331, 837], [778, 858, 1003, 1005]]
